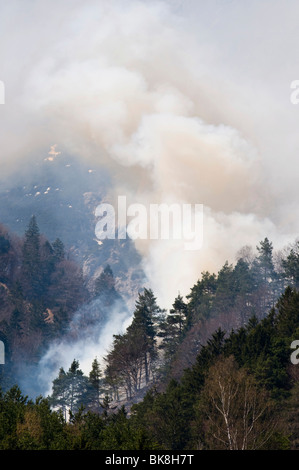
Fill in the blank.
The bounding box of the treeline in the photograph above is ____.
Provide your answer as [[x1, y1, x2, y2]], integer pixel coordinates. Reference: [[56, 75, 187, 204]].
[[0, 384, 158, 450], [2, 217, 299, 449], [96, 236, 299, 401], [47, 289, 166, 413], [1, 215, 298, 394], [166, 237, 299, 380], [0, 216, 123, 388], [130, 285, 299, 450], [2, 286, 299, 449], [0, 216, 87, 371], [34, 237, 299, 449]]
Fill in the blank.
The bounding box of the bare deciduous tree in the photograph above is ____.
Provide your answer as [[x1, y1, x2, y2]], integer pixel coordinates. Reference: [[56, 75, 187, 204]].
[[197, 356, 277, 450]]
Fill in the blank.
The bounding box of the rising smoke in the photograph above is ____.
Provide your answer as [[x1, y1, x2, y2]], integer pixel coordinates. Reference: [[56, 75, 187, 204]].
[[32, 296, 131, 397], [1, 0, 299, 393]]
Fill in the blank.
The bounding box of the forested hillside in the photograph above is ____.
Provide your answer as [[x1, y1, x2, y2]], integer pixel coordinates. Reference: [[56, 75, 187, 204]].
[[0, 216, 124, 390], [0, 217, 85, 372], [1, 217, 299, 449]]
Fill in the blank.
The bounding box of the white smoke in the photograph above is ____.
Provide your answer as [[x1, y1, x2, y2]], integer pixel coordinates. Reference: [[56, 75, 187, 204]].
[[1, 0, 299, 362], [35, 297, 132, 397]]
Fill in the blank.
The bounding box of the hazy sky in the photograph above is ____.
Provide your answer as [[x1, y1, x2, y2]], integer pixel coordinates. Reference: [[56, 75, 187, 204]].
[[1, 0, 299, 306]]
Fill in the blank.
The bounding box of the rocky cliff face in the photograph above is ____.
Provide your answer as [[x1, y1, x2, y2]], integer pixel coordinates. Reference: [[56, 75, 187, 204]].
[[0, 153, 146, 304]]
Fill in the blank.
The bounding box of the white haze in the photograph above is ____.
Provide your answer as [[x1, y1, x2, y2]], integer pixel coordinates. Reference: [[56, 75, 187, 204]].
[[35, 298, 132, 397], [1, 0, 299, 389]]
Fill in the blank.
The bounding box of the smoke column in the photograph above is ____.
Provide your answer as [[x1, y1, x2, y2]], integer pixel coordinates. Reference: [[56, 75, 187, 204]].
[[2, 0, 299, 388]]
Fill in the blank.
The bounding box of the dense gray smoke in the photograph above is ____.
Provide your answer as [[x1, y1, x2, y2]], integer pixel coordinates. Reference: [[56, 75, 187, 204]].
[[1, 0, 299, 391]]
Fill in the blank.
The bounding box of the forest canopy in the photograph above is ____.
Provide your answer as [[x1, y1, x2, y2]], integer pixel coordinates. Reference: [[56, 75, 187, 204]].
[[1, 219, 299, 449]]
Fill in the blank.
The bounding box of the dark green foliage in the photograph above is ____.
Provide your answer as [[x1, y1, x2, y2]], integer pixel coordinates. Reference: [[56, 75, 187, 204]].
[[185, 237, 289, 331], [0, 216, 89, 384], [0, 235, 10, 255], [132, 380, 191, 450], [99, 406, 159, 450], [181, 328, 226, 395], [87, 358, 103, 413], [104, 288, 162, 399], [50, 360, 90, 418], [0, 382, 159, 450], [130, 286, 299, 449], [282, 242, 299, 288], [52, 238, 65, 263], [0, 386, 67, 450], [21, 215, 42, 299], [2, 283, 299, 450], [158, 294, 187, 362], [94, 265, 115, 296], [256, 237, 275, 282], [128, 289, 157, 348], [186, 271, 217, 323], [3, 222, 299, 449]]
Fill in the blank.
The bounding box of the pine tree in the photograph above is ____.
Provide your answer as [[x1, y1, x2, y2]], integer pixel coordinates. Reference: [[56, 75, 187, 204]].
[[186, 271, 217, 324], [40, 240, 55, 295], [104, 332, 145, 399], [281, 241, 299, 288], [88, 358, 102, 413], [49, 360, 89, 419], [66, 359, 88, 416], [127, 290, 158, 385], [21, 216, 42, 299], [158, 294, 187, 362], [49, 367, 69, 421], [94, 265, 114, 296], [232, 258, 256, 325], [52, 238, 65, 263], [0, 235, 10, 255], [0, 235, 10, 282], [256, 238, 275, 280], [252, 238, 278, 314], [94, 265, 121, 306], [170, 294, 187, 333]]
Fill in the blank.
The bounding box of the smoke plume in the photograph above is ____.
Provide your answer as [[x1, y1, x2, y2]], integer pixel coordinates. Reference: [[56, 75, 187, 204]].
[[2, 0, 299, 391]]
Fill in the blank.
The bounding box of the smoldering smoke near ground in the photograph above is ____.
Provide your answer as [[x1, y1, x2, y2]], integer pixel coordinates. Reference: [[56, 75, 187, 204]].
[[20, 297, 132, 397]]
